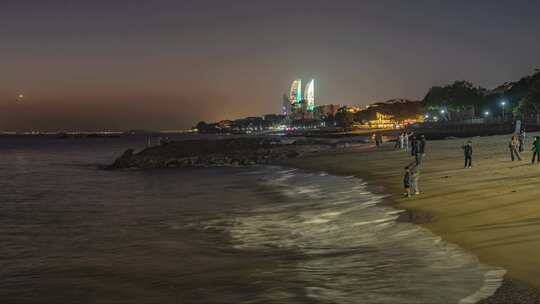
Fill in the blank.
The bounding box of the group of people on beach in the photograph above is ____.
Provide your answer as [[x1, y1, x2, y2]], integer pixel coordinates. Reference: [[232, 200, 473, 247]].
[[508, 131, 540, 163], [465, 130, 540, 164], [398, 129, 540, 198], [393, 132, 426, 198]]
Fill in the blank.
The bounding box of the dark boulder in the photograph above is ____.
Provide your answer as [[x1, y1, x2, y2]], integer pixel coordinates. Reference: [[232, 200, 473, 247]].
[[105, 149, 135, 170]]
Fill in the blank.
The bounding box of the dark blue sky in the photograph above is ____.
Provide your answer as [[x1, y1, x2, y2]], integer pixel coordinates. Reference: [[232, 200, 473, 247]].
[[1, 0, 539, 130]]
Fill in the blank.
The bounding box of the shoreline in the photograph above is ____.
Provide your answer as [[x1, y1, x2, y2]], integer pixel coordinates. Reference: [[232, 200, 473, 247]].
[[284, 133, 540, 303]]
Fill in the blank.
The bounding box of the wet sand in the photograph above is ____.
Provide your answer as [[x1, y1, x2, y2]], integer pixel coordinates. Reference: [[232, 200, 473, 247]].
[[286, 132, 540, 301]]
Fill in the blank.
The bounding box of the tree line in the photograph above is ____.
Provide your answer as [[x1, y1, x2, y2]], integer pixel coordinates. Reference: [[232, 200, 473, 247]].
[[423, 70, 540, 121]]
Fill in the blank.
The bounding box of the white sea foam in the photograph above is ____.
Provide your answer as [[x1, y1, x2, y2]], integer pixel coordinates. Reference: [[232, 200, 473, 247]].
[[201, 167, 506, 304]]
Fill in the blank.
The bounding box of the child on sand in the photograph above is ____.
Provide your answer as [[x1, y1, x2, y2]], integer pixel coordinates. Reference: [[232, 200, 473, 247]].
[[403, 166, 411, 197]]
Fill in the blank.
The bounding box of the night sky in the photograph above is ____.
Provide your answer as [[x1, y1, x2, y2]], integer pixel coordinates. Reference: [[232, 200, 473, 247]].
[[2, 0, 540, 131]]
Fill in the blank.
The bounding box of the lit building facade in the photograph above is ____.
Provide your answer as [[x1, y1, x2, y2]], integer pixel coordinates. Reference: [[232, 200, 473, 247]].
[[286, 78, 316, 119], [289, 79, 303, 113], [304, 79, 315, 112]]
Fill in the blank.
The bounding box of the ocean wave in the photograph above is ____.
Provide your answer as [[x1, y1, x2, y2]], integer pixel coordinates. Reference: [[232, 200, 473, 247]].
[[201, 167, 505, 304]]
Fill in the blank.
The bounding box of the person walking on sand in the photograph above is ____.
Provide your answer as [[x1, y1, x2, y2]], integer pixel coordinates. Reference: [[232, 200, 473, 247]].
[[462, 140, 473, 168], [518, 130, 526, 152], [532, 136, 540, 164], [509, 136, 522, 161]]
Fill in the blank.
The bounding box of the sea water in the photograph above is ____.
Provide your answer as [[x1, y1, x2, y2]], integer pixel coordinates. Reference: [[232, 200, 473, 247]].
[[0, 136, 504, 303]]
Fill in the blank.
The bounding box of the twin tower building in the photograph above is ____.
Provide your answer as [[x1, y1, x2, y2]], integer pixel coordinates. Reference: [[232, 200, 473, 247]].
[[282, 79, 316, 118]]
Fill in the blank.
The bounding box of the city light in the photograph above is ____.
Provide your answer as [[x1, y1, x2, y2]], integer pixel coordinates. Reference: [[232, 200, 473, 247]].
[[424, 114, 430, 119], [484, 111, 490, 116], [440, 109, 445, 114]]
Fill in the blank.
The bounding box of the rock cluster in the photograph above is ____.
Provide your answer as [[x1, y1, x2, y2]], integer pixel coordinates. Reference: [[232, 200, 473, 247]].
[[106, 137, 329, 170]]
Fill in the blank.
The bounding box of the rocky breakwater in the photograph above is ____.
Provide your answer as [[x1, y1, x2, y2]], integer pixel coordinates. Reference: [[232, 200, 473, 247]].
[[106, 137, 333, 170]]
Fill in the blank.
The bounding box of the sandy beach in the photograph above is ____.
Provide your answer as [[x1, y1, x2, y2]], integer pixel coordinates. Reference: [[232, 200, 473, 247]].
[[287, 132, 540, 301]]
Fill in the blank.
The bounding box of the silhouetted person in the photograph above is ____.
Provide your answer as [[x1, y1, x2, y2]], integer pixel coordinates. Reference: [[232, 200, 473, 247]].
[[403, 166, 411, 197], [518, 130, 526, 152], [416, 135, 426, 165], [532, 136, 540, 164], [462, 140, 473, 168], [509, 136, 522, 161], [410, 135, 417, 156], [375, 133, 383, 147]]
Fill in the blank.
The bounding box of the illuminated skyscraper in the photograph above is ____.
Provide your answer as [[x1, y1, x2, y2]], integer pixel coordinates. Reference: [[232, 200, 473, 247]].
[[289, 79, 302, 112], [304, 79, 315, 111]]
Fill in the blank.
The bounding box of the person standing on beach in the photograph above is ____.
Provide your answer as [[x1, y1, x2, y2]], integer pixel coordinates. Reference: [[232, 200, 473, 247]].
[[518, 130, 526, 152], [410, 162, 420, 195], [532, 136, 540, 164], [410, 135, 417, 156], [509, 136, 522, 161], [399, 132, 405, 149], [404, 132, 410, 151], [375, 133, 383, 147], [462, 141, 473, 168], [416, 135, 426, 165]]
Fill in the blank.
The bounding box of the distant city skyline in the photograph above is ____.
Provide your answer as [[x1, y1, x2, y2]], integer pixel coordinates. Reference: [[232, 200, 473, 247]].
[[2, 0, 540, 131]]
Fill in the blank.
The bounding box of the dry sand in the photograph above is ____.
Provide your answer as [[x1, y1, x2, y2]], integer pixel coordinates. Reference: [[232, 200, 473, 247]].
[[287, 132, 540, 293]]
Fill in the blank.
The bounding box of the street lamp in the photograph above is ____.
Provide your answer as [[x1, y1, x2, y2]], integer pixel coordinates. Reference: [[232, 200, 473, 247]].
[[484, 111, 490, 117], [500, 101, 507, 121]]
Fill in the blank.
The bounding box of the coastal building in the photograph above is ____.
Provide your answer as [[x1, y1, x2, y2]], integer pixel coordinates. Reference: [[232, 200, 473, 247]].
[[304, 79, 315, 112], [314, 104, 341, 119], [368, 112, 396, 129], [289, 79, 303, 113], [285, 78, 317, 119]]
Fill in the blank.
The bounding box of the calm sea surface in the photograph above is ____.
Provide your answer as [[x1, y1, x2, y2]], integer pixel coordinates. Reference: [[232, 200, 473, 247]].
[[0, 136, 504, 304]]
